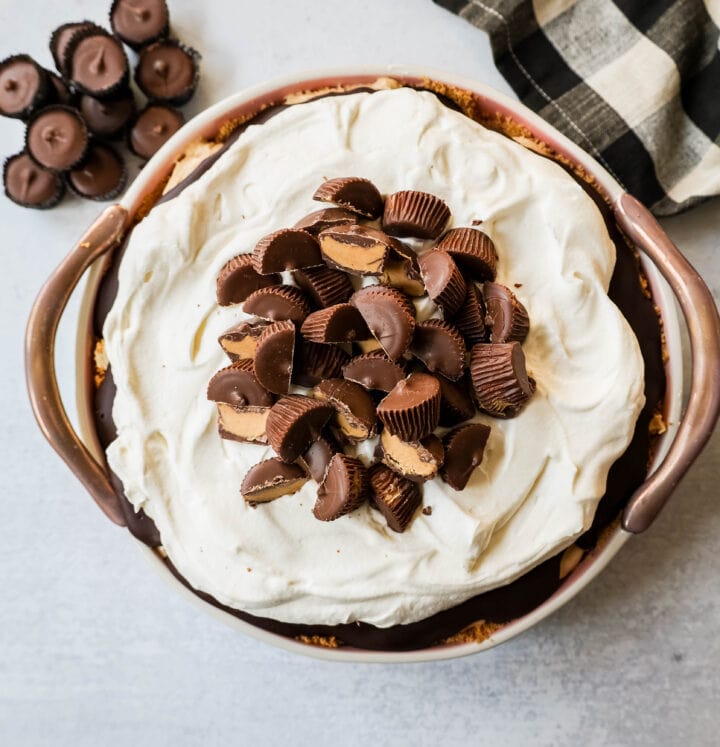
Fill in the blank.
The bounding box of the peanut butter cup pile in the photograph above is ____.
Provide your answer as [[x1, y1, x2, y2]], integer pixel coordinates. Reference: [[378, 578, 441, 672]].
[[208, 177, 536, 532]]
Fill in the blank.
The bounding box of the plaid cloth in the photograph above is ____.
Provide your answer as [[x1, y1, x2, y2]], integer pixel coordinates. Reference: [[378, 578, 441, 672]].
[[434, 0, 720, 215]]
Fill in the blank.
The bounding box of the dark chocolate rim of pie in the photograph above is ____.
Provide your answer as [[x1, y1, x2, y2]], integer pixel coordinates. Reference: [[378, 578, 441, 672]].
[[87, 80, 667, 652]]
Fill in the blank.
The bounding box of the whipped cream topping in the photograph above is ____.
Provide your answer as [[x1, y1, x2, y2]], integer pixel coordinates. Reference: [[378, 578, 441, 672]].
[[104, 88, 645, 627]]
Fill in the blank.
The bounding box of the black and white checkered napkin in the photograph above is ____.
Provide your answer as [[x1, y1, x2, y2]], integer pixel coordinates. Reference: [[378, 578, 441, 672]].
[[434, 0, 720, 215]]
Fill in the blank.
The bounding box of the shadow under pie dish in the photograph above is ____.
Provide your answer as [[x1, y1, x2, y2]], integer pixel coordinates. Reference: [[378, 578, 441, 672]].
[[26, 69, 720, 662]]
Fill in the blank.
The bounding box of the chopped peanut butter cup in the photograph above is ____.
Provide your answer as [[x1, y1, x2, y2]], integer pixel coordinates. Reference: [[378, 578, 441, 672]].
[[292, 341, 349, 387], [380, 430, 444, 482], [253, 320, 296, 395], [313, 378, 377, 443], [313, 176, 383, 219], [436, 227, 498, 281], [300, 432, 342, 482], [293, 264, 353, 308], [252, 228, 322, 274], [437, 372, 476, 427], [294, 207, 359, 235], [382, 190, 450, 239], [218, 319, 270, 361], [379, 239, 425, 297], [318, 223, 392, 276], [266, 395, 334, 463], [452, 284, 487, 346], [243, 285, 312, 324], [470, 342, 535, 418], [441, 423, 491, 490], [377, 373, 441, 441], [349, 286, 416, 361], [301, 303, 370, 344], [216, 254, 280, 306], [368, 463, 421, 533], [483, 282, 530, 343], [207, 360, 274, 407], [410, 319, 466, 381], [342, 350, 406, 393], [217, 403, 271, 444], [241, 458, 308, 503], [313, 453, 368, 521], [418, 250, 466, 318]]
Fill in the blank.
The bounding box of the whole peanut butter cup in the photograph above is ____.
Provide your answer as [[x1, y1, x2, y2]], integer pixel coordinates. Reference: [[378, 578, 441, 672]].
[[240, 458, 308, 503], [26, 105, 89, 172], [49, 21, 103, 76], [437, 372, 476, 427], [291, 341, 349, 387], [253, 320, 296, 395], [452, 284, 487, 346], [380, 430, 444, 482], [301, 304, 370, 344], [217, 319, 270, 361], [350, 285, 416, 361], [3, 152, 65, 209], [293, 264, 353, 308], [318, 223, 392, 276], [313, 378, 377, 443], [110, 0, 170, 49], [382, 190, 450, 239], [313, 176, 384, 219], [266, 395, 334, 463], [243, 285, 312, 324], [128, 104, 184, 159], [252, 228, 322, 274], [410, 319, 466, 381], [470, 342, 535, 418], [418, 249, 466, 318], [216, 254, 281, 306], [67, 29, 129, 98], [67, 143, 127, 201], [377, 372, 441, 441], [368, 463, 421, 533], [342, 350, 406, 393], [0, 54, 50, 119], [483, 282, 530, 343], [293, 207, 358, 235], [300, 432, 342, 482], [313, 453, 368, 521], [436, 227, 498, 281], [207, 360, 275, 407], [80, 92, 136, 138], [441, 423, 491, 490], [135, 39, 199, 106]]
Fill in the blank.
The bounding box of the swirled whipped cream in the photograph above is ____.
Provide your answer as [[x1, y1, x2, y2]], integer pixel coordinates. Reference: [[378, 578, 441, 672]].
[[104, 88, 645, 627]]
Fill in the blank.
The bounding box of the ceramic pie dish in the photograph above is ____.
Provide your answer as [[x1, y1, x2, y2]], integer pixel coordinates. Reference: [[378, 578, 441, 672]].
[[25, 66, 720, 662]]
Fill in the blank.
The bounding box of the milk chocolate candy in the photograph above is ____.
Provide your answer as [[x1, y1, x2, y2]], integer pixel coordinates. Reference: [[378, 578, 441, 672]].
[[240, 458, 308, 503], [67, 29, 129, 98], [313, 378, 377, 443], [67, 143, 127, 201], [293, 264, 353, 308], [294, 207, 358, 235], [452, 284, 487, 346], [377, 373, 441, 441], [3, 152, 65, 209], [217, 319, 270, 361], [382, 190, 450, 239], [470, 342, 535, 418], [252, 228, 322, 274], [368, 463, 421, 533], [436, 227, 498, 281], [0, 55, 50, 119], [349, 286, 416, 361], [313, 453, 368, 521], [380, 430, 444, 482], [80, 92, 136, 138], [342, 350, 406, 393], [379, 240, 425, 297], [50, 21, 103, 76], [217, 403, 270, 444], [243, 285, 312, 324], [292, 341, 349, 387], [110, 0, 170, 49], [300, 304, 369, 344], [410, 319, 466, 381], [26, 105, 89, 172], [46, 71, 74, 106], [318, 223, 392, 276], [253, 320, 296, 395], [128, 103, 184, 159], [266, 395, 334, 462], [483, 282, 530, 343], [300, 432, 342, 482], [216, 254, 280, 306], [207, 360, 274, 407], [135, 39, 199, 106], [313, 176, 383, 219], [441, 423, 491, 490], [437, 372, 476, 427], [418, 250, 466, 318]]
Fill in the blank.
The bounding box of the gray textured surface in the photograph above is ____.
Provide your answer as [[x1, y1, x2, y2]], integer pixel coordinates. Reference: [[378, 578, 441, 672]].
[[1, 1, 718, 745]]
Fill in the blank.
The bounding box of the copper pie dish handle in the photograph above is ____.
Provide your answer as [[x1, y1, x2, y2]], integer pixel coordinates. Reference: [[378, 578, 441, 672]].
[[25, 204, 130, 527], [616, 193, 720, 533]]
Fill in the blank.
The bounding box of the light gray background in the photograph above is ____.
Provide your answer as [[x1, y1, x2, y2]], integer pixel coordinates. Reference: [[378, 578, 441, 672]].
[[1, 1, 718, 745]]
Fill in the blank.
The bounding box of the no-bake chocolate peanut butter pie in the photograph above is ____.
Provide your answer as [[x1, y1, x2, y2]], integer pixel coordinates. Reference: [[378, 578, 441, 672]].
[[92, 79, 665, 651]]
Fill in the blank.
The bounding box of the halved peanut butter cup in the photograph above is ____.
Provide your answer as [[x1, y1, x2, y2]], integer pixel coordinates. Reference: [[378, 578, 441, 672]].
[[382, 190, 450, 239], [207, 360, 275, 407], [441, 423, 491, 490], [483, 282, 530, 343], [410, 319, 466, 381], [436, 227, 498, 280], [437, 372, 476, 427], [380, 430, 444, 482], [349, 285, 416, 361], [252, 228, 322, 274], [301, 304, 370, 344], [469, 342, 535, 418], [291, 341, 349, 387], [217, 403, 271, 444], [266, 395, 334, 463], [418, 249, 466, 318], [293, 264, 354, 308], [368, 463, 421, 533], [313, 453, 369, 521], [313, 378, 377, 443], [253, 320, 296, 395], [217, 318, 270, 361], [318, 223, 392, 276], [342, 350, 406, 393], [241, 458, 308, 503], [294, 207, 359, 235], [452, 284, 487, 346], [300, 431, 342, 482], [216, 254, 281, 306], [242, 284, 312, 324], [313, 176, 383, 219]]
